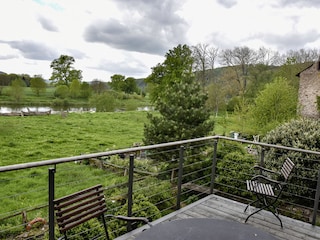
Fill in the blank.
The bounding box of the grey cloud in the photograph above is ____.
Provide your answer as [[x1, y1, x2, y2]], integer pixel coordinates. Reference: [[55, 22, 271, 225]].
[[84, 19, 168, 55], [261, 30, 320, 51], [207, 32, 234, 49], [66, 49, 86, 59], [217, 0, 237, 8], [38, 16, 59, 32], [94, 58, 149, 78], [276, 0, 320, 7], [1, 40, 58, 60], [84, 0, 188, 55]]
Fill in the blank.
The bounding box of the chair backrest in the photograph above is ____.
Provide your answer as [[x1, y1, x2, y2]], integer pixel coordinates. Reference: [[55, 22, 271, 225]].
[[54, 184, 107, 235], [280, 157, 295, 181]]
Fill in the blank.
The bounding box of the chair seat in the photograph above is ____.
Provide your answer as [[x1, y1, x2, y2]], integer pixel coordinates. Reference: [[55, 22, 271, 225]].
[[246, 180, 275, 197]]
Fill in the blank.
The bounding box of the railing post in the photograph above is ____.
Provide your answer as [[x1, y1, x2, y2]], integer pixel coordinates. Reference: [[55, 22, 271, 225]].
[[312, 169, 320, 225], [127, 154, 134, 232], [48, 167, 56, 240], [176, 145, 185, 210], [210, 140, 218, 194], [259, 148, 265, 175]]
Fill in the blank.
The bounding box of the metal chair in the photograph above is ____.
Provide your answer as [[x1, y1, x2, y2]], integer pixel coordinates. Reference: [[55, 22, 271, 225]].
[[244, 157, 295, 228], [54, 184, 150, 240]]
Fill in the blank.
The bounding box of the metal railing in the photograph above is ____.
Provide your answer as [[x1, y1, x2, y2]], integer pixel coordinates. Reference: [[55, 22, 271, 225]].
[[0, 136, 320, 239]]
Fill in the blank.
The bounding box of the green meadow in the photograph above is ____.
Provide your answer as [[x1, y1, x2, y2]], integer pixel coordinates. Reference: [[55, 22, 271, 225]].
[[0, 111, 148, 166]]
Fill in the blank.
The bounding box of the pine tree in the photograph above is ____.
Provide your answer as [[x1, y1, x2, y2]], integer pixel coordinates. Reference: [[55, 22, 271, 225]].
[[144, 45, 214, 162]]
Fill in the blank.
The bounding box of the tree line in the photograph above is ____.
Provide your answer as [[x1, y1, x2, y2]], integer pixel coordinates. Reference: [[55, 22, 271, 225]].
[[1, 45, 319, 122]]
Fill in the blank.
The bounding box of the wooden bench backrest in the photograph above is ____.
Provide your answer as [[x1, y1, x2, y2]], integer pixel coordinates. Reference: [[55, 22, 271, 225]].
[[54, 184, 106, 234], [281, 157, 295, 181]]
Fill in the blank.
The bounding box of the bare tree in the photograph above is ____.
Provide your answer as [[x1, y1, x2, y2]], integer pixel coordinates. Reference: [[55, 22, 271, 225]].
[[257, 47, 281, 66], [208, 47, 219, 70], [192, 43, 209, 88], [192, 43, 219, 88], [286, 48, 320, 63], [220, 46, 258, 94]]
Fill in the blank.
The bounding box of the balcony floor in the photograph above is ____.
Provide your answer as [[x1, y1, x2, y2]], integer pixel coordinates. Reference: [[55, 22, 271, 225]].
[[116, 194, 320, 240]]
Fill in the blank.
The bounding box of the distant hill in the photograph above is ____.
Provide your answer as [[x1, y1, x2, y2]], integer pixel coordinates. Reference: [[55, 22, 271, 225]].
[[135, 78, 147, 90]]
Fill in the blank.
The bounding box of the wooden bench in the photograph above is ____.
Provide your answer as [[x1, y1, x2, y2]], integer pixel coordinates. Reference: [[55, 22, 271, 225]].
[[54, 184, 150, 240], [54, 184, 109, 239]]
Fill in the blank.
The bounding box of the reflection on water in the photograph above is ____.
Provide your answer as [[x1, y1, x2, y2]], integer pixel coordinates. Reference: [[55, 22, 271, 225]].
[[0, 106, 153, 113], [0, 106, 95, 114]]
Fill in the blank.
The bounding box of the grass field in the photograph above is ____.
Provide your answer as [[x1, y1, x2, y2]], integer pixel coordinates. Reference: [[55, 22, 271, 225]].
[[0, 111, 148, 166], [0, 110, 255, 167], [0, 111, 149, 236]]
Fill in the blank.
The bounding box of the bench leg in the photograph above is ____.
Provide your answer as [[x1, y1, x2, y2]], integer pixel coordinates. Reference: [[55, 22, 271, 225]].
[[101, 215, 110, 240]]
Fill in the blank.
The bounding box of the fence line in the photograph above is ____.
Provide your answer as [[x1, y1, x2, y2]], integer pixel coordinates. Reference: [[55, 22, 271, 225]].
[[1, 136, 320, 239]]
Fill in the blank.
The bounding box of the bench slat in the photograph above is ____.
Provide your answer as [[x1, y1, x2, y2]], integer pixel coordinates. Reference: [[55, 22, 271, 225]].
[[54, 184, 106, 234]]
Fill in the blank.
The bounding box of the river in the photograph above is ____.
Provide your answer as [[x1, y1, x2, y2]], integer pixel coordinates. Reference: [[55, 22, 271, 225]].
[[0, 106, 153, 114], [0, 106, 95, 114]]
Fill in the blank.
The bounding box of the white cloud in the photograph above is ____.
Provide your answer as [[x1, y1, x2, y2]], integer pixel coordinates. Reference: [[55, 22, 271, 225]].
[[0, 0, 319, 81]]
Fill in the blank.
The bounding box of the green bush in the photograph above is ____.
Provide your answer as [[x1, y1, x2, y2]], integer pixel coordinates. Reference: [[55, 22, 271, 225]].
[[54, 85, 69, 99], [108, 194, 161, 238], [263, 118, 320, 203], [248, 77, 298, 134], [52, 98, 69, 107], [216, 151, 256, 196], [89, 92, 116, 112], [226, 96, 240, 112], [217, 141, 247, 159]]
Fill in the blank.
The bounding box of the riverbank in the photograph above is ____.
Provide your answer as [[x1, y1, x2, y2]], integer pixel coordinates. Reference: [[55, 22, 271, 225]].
[[0, 86, 150, 113]]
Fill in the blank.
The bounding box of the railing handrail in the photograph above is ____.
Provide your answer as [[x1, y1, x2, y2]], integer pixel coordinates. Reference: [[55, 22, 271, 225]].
[[2, 135, 320, 173]]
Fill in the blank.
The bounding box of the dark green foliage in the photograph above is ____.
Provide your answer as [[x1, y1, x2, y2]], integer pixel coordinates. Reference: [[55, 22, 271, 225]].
[[134, 177, 175, 214], [145, 44, 194, 103], [144, 44, 214, 147], [109, 74, 139, 94], [144, 79, 213, 144], [263, 118, 320, 203], [109, 194, 161, 237], [69, 79, 81, 98], [109, 74, 126, 92], [10, 78, 26, 102], [216, 141, 247, 159], [50, 55, 82, 86], [216, 151, 256, 196], [80, 81, 92, 99], [89, 92, 116, 112], [30, 75, 46, 96]]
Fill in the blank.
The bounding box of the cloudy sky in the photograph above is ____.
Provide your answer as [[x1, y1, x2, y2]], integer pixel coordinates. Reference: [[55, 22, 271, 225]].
[[1, 0, 319, 82]]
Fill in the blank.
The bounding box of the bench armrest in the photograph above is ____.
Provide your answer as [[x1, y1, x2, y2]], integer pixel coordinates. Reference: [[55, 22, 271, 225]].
[[106, 214, 152, 227], [251, 175, 285, 186], [253, 165, 279, 175]]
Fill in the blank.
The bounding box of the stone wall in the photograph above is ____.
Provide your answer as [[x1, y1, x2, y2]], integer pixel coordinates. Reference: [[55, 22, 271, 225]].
[[298, 61, 320, 118]]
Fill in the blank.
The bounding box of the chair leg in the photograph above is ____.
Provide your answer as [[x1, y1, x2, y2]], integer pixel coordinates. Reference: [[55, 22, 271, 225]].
[[245, 207, 264, 223], [101, 215, 110, 240], [245, 196, 283, 228], [244, 199, 259, 212]]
